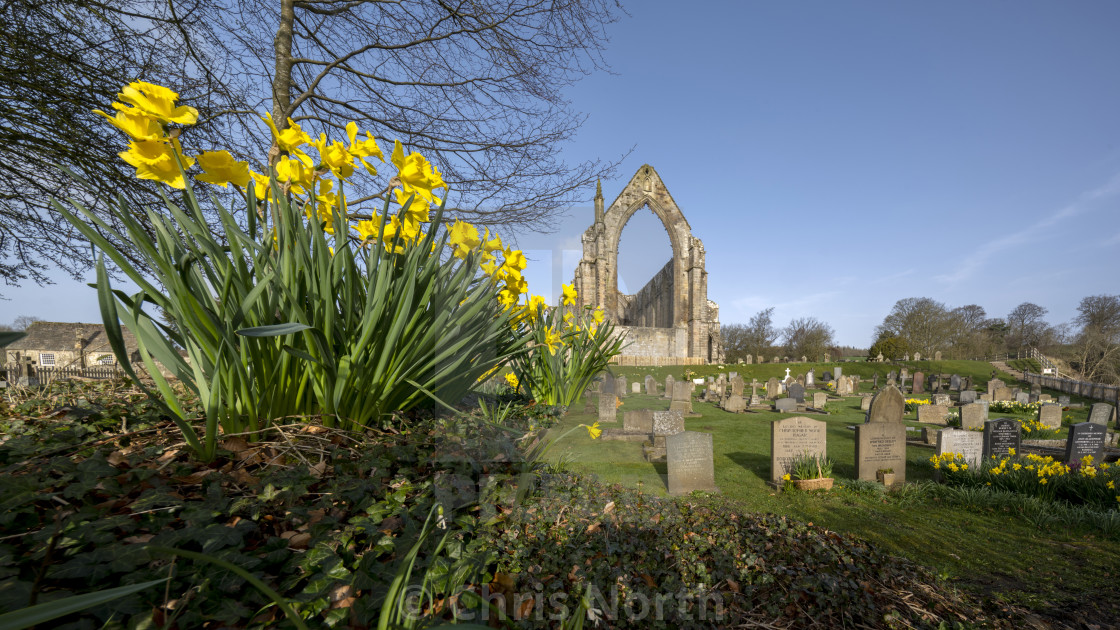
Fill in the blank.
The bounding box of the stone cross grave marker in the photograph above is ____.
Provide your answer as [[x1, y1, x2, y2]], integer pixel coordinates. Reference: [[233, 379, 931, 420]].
[[667, 432, 718, 495], [1038, 404, 1062, 430], [855, 422, 907, 484], [813, 392, 827, 409], [788, 383, 805, 403], [750, 379, 759, 398], [770, 416, 827, 484], [1064, 422, 1106, 465], [867, 386, 905, 423], [1088, 403, 1114, 426], [982, 419, 1020, 459], [937, 429, 983, 468], [775, 398, 797, 412], [912, 372, 924, 394], [918, 404, 948, 425], [960, 403, 988, 430]]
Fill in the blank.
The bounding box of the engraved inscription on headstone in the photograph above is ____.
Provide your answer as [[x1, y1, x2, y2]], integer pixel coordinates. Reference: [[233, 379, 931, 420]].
[[1064, 422, 1106, 464], [937, 429, 983, 468], [982, 419, 1021, 459], [770, 416, 827, 483], [855, 422, 907, 483], [667, 432, 718, 495]]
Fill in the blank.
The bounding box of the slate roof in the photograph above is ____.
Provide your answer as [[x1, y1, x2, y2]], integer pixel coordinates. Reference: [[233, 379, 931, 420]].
[[4, 321, 140, 354]]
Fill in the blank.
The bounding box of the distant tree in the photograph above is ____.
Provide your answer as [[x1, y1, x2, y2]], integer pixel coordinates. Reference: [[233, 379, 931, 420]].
[[781, 317, 834, 362], [720, 323, 750, 363], [946, 304, 993, 358], [744, 307, 780, 359], [875, 297, 952, 357], [1075, 295, 1120, 336], [868, 332, 908, 361], [1067, 295, 1120, 384], [11, 315, 41, 331], [1006, 302, 1050, 352]]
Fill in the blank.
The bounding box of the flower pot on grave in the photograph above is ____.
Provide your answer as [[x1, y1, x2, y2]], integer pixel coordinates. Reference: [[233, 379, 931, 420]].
[[877, 471, 896, 486], [791, 477, 834, 491]]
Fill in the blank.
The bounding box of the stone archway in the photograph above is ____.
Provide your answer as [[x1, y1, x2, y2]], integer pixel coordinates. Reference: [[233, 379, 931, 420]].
[[570, 165, 722, 364]]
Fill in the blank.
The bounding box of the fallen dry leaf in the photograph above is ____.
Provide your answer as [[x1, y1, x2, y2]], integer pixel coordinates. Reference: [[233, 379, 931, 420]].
[[107, 450, 130, 467]]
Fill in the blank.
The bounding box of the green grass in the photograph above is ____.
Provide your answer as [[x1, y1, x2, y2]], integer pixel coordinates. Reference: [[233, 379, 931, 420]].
[[549, 373, 1120, 618]]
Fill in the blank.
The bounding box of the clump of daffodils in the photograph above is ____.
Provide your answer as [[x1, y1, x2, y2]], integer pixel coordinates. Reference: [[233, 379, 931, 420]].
[[97, 80, 536, 312]]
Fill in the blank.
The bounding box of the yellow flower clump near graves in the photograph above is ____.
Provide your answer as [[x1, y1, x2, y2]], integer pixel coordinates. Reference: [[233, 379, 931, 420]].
[[97, 81, 537, 314]]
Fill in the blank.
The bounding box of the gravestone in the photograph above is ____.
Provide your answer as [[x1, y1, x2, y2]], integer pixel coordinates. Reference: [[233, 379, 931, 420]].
[[663, 375, 675, 399], [914, 352, 921, 361], [979, 393, 992, 402], [730, 375, 745, 396], [982, 419, 1020, 459], [933, 394, 951, 406], [722, 394, 746, 413], [873, 374, 879, 389], [821, 371, 832, 382], [601, 373, 615, 394], [744, 354, 753, 364], [992, 387, 1012, 402], [934, 351, 942, 361], [855, 422, 907, 484], [616, 376, 628, 398], [867, 386, 905, 423], [887, 370, 897, 382], [1039, 394, 1052, 402], [770, 416, 827, 484], [1038, 404, 1062, 430], [773, 355, 780, 363], [903, 353, 910, 361], [833, 367, 842, 380], [1064, 422, 1106, 464], [950, 374, 961, 391], [729, 371, 737, 379], [1058, 395, 1070, 406], [963, 376, 973, 391], [937, 429, 983, 468], [653, 410, 685, 436], [987, 379, 998, 397], [788, 383, 806, 403], [631, 382, 640, 394], [1014, 392, 1030, 405], [959, 390, 977, 404], [775, 398, 797, 412], [766, 377, 782, 400], [670, 381, 693, 414], [806, 369, 815, 387], [813, 392, 828, 409], [836, 376, 853, 396], [645, 375, 657, 396], [622, 409, 654, 434], [598, 392, 618, 423], [1030, 385, 1042, 397], [960, 403, 988, 431], [860, 395, 872, 411], [1088, 403, 1114, 426], [667, 432, 718, 495], [912, 372, 924, 394], [918, 404, 949, 425]]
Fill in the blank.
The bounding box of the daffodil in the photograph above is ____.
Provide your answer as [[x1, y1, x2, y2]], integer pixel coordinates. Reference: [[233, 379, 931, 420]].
[[196, 150, 250, 188], [391, 140, 446, 206], [345, 122, 383, 174], [562, 283, 577, 306], [313, 135, 356, 179], [275, 157, 316, 195], [262, 113, 314, 166], [543, 325, 562, 355], [249, 170, 273, 202], [113, 81, 198, 125], [504, 372, 519, 389], [119, 137, 194, 189], [93, 108, 164, 141], [579, 422, 602, 440], [448, 220, 480, 259]]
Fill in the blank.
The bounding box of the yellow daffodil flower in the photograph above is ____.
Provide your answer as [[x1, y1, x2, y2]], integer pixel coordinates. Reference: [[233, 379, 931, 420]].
[[119, 138, 193, 189], [592, 308, 605, 325], [93, 108, 164, 141], [543, 325, 562, 355], [113, 81, 198, 125], [262, 113, 314, 166], [313, 134, 356, 179], [275, 157, 316, 195], [448, 220, 480, 259], [580, 422, 602, 440], [196, 150, 250, 188], [345, 122, 383, 174], [391, 140, 446, 205], [562, 283, 577, 306], [504, 372, 519, 389]]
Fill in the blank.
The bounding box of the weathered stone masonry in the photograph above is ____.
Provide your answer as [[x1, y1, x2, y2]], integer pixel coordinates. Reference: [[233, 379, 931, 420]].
[[570, 165, 723, 364]]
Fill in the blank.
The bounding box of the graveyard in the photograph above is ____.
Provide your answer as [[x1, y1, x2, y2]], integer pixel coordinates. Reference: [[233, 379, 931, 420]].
[[548, 359, 1120, 626]]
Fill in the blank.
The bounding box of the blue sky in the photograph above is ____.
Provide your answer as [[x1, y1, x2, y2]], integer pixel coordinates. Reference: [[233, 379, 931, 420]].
[[3, 1, 1119, 347]]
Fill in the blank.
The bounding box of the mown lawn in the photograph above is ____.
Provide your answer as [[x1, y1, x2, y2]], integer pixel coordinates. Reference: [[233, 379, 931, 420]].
[[546, 361, 1120, 623]]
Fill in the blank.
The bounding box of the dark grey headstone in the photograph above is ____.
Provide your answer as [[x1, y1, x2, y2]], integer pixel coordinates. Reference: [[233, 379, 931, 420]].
[[950, 374, 961, 391], [1058, 395, 1070, 406], [1064, 422, 1106, 465], [788, 383, 805, 403], [982, 418, 1020, 459]]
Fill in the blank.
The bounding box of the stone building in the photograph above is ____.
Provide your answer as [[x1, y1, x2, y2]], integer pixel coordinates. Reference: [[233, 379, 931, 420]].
[[569, 165, 722, 364], [3, 321, 140, 368]]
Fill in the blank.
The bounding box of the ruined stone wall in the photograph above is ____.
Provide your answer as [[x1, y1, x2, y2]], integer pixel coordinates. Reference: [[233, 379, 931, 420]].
[[612, 325, 687, 358], [621, 259, 674, 327]]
